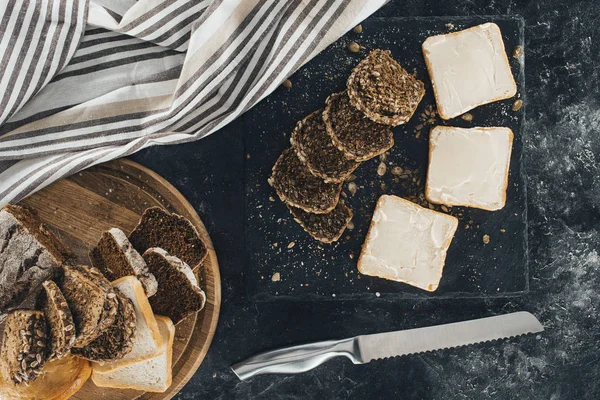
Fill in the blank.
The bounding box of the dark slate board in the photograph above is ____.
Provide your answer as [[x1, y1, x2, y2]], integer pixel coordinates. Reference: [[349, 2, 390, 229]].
[[243, 16, 527, 300]]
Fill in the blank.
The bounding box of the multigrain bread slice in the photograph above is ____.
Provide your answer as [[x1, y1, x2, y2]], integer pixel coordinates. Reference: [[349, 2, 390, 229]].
[[288, 203, 353, 243], [90, 228, 157, 296], [347, 49, 425, 126], [129, 207, 208, 272], [93, 276, 162, 373], [72, 290, 136, 363], [0, 354, 91, 400], [0, 310, 48, 385], [37, 280, 76, 360], [269, 148, 343, 214], [323, 91, 394, 161], [290, 110, 360, 182], [92, 316, 175, 393], [143, 248, 206, 325], [59, 265, 118, 348], [0, 204, 72, 318]]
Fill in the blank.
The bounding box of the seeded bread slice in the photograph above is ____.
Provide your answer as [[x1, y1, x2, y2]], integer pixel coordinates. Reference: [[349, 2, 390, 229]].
[[269, 148, 343, 214], [90, 228, 158, 297], [290, 110, 360, 182], [0, 310, 48, 385], [347, 49, 425, 126], [72, 290, 136, 363], [59, 265, 118, 348], [143, 248, 206, 325], [37, 280, 75, 360], [323, 92, 394, 161], [129, 207, 208, 272], [288, 202, 353, 244]]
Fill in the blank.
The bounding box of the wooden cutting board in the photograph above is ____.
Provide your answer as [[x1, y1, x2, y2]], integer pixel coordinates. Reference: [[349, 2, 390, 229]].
[[19, 159, 221, 400]]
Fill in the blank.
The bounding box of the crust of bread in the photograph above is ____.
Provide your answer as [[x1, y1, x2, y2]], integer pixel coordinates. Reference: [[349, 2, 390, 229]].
[[425, 126, 513, 211], [422, 23, 517, 120], [357, 195, 458, 291]]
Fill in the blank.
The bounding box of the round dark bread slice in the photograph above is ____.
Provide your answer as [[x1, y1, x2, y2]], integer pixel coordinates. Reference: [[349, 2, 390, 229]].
[[290, 110, 360, 182], [288, 202, 353, 243], [347, 49, 425, 126], [143, 248, 206, 325], [37, 280, 75, 360], [128, 207, 208, 272], [323, 91, 394, 161], [0, 310, 48, 385], [71, 290, 136, 362], [268, 148, 343, 214]]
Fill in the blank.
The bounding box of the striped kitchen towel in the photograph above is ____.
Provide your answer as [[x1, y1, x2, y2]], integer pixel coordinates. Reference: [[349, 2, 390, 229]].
[[0, 0, 387, 207]]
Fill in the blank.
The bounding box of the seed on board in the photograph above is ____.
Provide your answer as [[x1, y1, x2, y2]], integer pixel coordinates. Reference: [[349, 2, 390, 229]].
[[353, 24, 363, 33], [347, 220, 355, 230], [391, 166, 404, 175], [345, 174, 357, 182], [287, 241, 295, 249], [282, 79, 292, 89], [271, 272, 281, 282], [347, 41, 360, 53], [483, 234, 490, 245], [379, 152, 387, 162], [348, 182, 357, 196], [377, 162, 387, 176], [512, 99, 523, 111], [461, 113, 473, 122], [512, 45, 523, 58]]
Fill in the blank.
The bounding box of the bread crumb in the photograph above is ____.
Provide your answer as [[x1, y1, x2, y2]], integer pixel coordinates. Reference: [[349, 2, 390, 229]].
[[347, 42, 360, 53], [282, 79, 292, 89], [349, 252, 354, 259], [271, 272, 281, 282], [347, 220, 354, 230], [269, 196, 275, 201], [273, 242, 278, 247], [500, 228, 506, 233], [353, 24, 363, 33], [445, 23, 454, 29], [512, 45, 523, 58], [212, 372, 217, 378], [461, 113, 473, 122], [246, 153, 251, 159], [483, 234, 490, 245], [287, 241, 295, 249], [348, 182, 357, 196], [375, 292, 381, 297]]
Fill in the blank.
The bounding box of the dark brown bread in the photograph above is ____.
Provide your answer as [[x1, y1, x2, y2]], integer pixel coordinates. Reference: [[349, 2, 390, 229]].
[[0, 310, 48, 385], [347, 49, 425, 126], [129, 207, 208, 272], [290, 110, 360, 182], [268, 148, 343, 214], [90, 228, 157, 296], [58, 265, 118, 348], [143, 248, 206, 325], [0, 205, 72, 318], [37, 280, 75, 360], [71, 290, 136, 362], [288, 202, 353, 243], [323, 91, 394, 161]]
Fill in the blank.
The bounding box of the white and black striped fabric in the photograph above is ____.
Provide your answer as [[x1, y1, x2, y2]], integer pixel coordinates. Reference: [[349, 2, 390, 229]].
[[0, 0, 386, 207]]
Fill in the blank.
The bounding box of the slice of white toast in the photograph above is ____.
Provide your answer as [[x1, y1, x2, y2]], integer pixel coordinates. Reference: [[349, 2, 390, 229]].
[[357, 195, 458, 292], [93, 276, 162, 373], [92, 316, 174, 392]]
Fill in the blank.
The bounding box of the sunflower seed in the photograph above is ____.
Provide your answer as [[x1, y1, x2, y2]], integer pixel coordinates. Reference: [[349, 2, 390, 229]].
[[64, 324, 74, 331], [107, 292, 116, 299], [35, 329, 45, 338]]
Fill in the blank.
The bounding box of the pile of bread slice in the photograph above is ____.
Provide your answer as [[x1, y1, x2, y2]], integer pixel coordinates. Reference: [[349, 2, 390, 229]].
[[0, 205, 208, 398], [269, 49, 425, 243]]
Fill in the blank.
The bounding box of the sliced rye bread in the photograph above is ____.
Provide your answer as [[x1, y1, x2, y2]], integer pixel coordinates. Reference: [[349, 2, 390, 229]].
[[323, 91, 394, 161], [0, 205, 72, 318], [347, 49, 425, 126], [37, 280, 76, 360], [290, 110, 360, 182], [129, 207, 208, 272], [268, 148, 343, 214], [72, 290, 136, 363], [143, 248, 206, 325], [288, 202, 353, 244], [90, 228, 158, 297], [0, 310, 48, 385], [58, 265, 118, 348]]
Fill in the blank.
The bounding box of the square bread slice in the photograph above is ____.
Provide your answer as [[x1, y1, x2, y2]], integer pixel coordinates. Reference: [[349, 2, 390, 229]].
[[422, 22, 517, 119], [357, 195, 458, 292], [425, 126, 514, 211], [91, 316, 175, 393], [92, 276, 162, 373]]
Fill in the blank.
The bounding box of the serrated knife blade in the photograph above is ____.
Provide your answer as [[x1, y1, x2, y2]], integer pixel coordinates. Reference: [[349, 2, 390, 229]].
[[231, 312, 543, 380]]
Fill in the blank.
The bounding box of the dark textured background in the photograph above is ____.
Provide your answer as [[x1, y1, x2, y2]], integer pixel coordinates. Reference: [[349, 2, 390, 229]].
[[129, 1, 600, 399]]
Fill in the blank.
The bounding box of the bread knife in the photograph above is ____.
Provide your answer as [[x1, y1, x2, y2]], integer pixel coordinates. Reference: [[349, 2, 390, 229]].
[[231, 312, 543, 380]]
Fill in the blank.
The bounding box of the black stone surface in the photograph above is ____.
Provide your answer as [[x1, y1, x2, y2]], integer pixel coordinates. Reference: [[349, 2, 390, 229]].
[[128, 1, 600, 399], [245, 16, 528, 300]]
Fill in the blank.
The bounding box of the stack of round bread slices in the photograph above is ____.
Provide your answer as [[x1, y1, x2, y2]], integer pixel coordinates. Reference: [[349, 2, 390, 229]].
[[269, 49, 425, 243]]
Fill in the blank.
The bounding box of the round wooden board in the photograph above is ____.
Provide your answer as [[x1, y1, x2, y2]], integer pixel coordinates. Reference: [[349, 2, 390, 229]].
[[18, 159, 221, 400]]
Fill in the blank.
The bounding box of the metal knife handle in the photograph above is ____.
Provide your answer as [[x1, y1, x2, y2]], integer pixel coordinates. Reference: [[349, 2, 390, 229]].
[[231, 337, 361, 380]]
